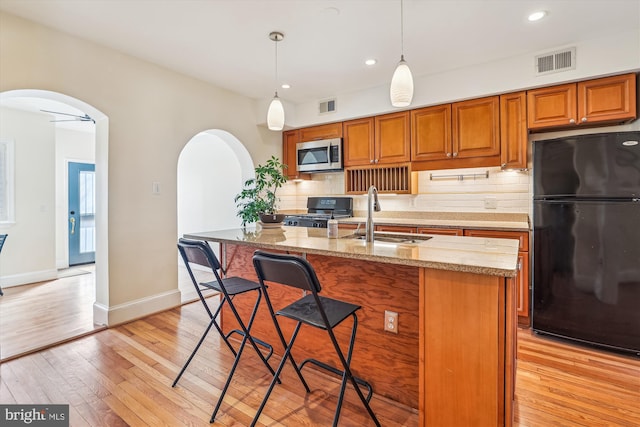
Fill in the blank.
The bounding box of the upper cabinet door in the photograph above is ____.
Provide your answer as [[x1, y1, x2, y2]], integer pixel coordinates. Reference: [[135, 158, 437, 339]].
[[578, 73, 637, 124], [282, 129, 308, 180], [299, 122, 343, 142], [452, 96, 500, 159], [527, 83, 577, 129], [500, 91, 528, 170], [374, 111, 411, 164], [343, 117, 375, 167], [411, 104, 452, 162]]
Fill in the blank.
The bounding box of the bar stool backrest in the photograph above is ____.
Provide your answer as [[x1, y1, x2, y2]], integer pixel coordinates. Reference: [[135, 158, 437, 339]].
[[253, 250, 322, 294], [178, 238, 221, 272]]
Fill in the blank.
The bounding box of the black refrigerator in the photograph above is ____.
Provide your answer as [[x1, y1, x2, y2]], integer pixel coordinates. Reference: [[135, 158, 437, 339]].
[[532, 131, 640, 356]]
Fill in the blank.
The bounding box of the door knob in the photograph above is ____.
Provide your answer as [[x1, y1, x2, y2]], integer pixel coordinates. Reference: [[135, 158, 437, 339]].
[[70, 217, 76, 234]]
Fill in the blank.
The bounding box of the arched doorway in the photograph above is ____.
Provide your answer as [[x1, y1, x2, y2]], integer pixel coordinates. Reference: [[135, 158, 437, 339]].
[[176, 129, 254, 301], [0, 89, 109, 325]]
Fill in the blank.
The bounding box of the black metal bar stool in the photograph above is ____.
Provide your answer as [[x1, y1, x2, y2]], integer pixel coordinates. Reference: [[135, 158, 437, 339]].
[[175, 238, 278, 423], [0, 234, 7, 296], [251, 250, 381, 427]]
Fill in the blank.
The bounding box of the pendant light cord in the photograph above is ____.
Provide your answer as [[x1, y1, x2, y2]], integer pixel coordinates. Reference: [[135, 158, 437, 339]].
[[274, 36, 279, 96], [400, 0, 405, 59]]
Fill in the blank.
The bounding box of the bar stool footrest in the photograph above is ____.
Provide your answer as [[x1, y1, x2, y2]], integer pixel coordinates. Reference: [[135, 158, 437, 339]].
[[299, 357, 373, 402], [226, 329, 275, 360]]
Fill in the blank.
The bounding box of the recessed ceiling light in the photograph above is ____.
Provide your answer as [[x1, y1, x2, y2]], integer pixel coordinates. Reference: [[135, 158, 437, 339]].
[[528, 10, 547, 22], [365, 59, 377, 66], [281, 83, 290, 89]]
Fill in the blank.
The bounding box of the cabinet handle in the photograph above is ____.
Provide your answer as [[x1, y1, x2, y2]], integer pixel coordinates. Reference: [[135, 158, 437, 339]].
[[375, 159, 379, 164], [501, 163, 507, 168], [569, 118, 576, 124], [370, 159, 374, 163], [581, 117, 588, 123], [446, 152, 452, 157], [453, 152, 458, 157]]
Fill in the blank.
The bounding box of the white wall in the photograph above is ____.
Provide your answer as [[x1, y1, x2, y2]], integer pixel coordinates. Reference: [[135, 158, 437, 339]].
[[0, 11, 280, 324], [0, 107, 57, 286], [291, 30, 640, 127], [1, 9, 638, 323], [177, 132, 243, 237], [55, 127, 95, 268]]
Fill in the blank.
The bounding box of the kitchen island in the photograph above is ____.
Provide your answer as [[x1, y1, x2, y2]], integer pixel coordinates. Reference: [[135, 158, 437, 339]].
[[184, 226, 519, 426]]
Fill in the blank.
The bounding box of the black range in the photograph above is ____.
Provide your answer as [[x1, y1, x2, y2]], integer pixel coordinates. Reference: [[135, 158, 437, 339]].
[[284, 196, 353, 228]]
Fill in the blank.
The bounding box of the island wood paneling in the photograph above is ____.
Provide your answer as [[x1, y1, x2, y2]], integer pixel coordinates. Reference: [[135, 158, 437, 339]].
[[420, 267, 515, 427], [220, 243, 420, 408]]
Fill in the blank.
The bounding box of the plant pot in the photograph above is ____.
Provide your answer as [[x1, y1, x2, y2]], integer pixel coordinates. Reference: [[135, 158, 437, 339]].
[[259, 213, 286, 223]]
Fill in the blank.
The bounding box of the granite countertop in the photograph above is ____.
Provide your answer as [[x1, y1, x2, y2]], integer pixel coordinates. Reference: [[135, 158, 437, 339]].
[[185, 226, 520, 277], [341, 211, 530, 231]]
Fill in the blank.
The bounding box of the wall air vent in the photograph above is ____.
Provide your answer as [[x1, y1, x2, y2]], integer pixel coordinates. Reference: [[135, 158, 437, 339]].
[[535, 47, 576, 75], [319, 98, 337, 114]]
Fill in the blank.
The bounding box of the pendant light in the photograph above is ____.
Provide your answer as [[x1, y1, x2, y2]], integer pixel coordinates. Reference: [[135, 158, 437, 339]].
[[390, 0, 414, 107], [267, 31, 285, 131]]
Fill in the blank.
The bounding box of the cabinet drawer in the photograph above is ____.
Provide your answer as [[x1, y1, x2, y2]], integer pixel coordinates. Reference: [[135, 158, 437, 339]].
[[463, 229, 529, 251], [375, 224, 417, 233], [417, 227, 463, 236]]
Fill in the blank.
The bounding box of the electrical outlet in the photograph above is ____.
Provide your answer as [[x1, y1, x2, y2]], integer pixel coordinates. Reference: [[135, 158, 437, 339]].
[[384, 310, 398, 334], [484, 197, 497, 209]]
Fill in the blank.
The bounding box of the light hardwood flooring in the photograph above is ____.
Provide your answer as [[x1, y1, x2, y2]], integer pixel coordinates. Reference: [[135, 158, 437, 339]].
[[0, 263, 206, 361], [1, 298, 639, 426], [0, 265, 102, 361], [0, 275, 640, 427]]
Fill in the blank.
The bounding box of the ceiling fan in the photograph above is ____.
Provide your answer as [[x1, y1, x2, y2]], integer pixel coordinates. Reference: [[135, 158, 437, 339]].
[[41, 109, 95, 124]]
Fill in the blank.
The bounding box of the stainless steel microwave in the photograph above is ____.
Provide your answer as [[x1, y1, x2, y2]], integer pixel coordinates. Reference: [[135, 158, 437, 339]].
[[296, 138, 343, 173]]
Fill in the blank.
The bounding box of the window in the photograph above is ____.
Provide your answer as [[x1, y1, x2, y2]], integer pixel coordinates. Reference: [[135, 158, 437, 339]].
[[0, 138, 15, 224]]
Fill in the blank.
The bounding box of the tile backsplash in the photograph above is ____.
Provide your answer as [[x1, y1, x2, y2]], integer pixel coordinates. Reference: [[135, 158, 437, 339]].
[[278, 166, 532, 216]]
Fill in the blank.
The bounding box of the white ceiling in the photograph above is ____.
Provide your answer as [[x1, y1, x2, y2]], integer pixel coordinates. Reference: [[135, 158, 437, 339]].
[[1, 0, 639, 107]]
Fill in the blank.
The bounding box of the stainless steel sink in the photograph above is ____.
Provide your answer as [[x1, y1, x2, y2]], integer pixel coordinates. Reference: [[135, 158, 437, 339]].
[[342, 232, 432, 244]]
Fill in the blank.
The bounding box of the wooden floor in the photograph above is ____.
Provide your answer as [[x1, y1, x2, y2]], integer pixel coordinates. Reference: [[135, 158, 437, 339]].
[[0, 265, 102, 361], [1, 299, 638, 426], [0, 263, 207, 361]]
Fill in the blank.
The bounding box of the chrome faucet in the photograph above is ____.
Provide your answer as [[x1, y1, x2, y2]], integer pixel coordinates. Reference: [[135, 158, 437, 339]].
[[366, 185, 381, 242]]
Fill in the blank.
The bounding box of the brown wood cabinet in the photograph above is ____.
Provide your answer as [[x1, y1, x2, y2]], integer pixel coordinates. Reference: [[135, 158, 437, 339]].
[[411, 96, 501, 170], [500, 91, 528, 170], [463, 229, 530, 326], [343, 117, 375, 166], [298, 122, 342, 141], [527, 73, 637, 130], [375, 111, 411, 164], [282, 129, 310, 180], [453, 96, 501, 159], [343, 112, 410, 167], [411, 104, 452, 162]]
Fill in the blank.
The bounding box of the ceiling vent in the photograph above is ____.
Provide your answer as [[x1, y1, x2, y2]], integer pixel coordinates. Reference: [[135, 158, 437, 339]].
[[319, 98, 337, 114], [535, 47, 576, 75]]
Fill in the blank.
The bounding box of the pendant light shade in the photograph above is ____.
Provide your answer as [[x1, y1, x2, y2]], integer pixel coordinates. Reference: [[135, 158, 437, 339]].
[[390, 0, 414, 107], [390, 55, 414, 107], [267, 31, 285, 131], [267, 92, 285, 131]]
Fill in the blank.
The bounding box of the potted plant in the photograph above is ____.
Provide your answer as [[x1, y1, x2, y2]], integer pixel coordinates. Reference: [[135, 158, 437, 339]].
[[235, 156, 288, 227]]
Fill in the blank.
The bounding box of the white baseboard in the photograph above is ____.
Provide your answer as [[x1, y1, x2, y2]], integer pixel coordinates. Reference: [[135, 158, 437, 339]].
[[93, 289, 182, 327], [0, 269, 57, 288]]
